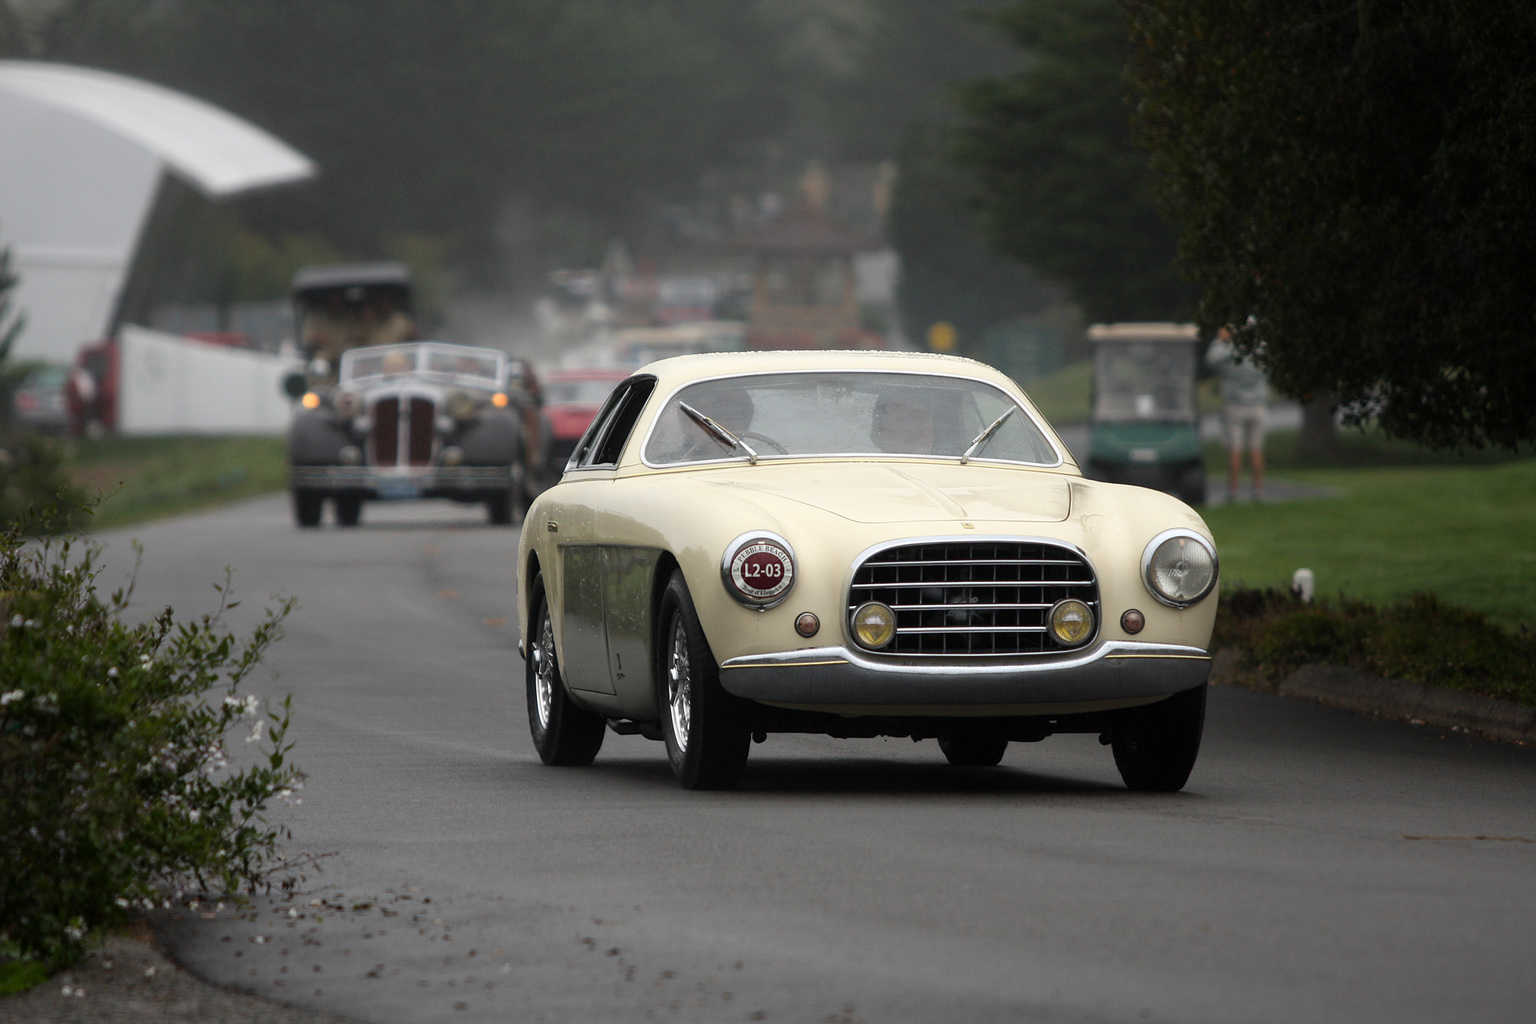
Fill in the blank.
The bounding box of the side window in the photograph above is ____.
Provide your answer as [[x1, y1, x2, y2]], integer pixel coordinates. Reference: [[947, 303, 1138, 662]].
[[571, 377, 656, 469]]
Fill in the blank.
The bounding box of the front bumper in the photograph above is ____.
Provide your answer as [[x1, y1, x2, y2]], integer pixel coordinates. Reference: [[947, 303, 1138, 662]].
[[719, 640, 1211, 712], [289, 465, 512, 498]]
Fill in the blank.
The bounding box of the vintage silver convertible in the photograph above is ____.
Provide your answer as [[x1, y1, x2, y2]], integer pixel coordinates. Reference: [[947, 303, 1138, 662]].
[[284, 342, 531, 527], [516, 350, 1220, 791]]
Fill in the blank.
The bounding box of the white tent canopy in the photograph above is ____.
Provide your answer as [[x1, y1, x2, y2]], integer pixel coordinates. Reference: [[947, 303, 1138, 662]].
[[0, 60, 316, 363]]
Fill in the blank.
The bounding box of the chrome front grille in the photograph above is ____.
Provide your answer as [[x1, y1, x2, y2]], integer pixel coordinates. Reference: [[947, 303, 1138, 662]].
[[369, 395, 437, 467], [848, 540, 1099, 656]]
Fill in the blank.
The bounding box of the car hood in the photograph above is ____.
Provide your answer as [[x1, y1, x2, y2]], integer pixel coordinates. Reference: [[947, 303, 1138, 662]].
[[691, 461, 1072, 524]]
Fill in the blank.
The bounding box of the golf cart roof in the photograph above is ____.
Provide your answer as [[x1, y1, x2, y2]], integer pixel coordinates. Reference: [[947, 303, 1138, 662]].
[[1086, 322, 1199, 343]]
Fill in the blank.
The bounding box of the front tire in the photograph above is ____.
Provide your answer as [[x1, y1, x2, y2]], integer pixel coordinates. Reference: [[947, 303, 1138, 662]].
[[486, 489, 513, 526], [526, 577, 605, 766], [292, 488, 323, 528], [1111, 684, 1206, 792], [334, 493, 362, 527], [938, 726, 1009, 767], [658, 571, 750, 790]]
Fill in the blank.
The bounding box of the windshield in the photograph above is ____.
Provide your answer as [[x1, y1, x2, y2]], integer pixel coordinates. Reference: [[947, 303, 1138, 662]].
[[1092, 341, 1198, 422], [342, 343, 505, 388], [643, 371, 1059, 466]]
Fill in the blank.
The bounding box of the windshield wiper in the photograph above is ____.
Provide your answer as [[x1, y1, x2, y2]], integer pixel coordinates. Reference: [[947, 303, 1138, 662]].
[[679, 401, 759, 463], [960, 407, 1015, 464]]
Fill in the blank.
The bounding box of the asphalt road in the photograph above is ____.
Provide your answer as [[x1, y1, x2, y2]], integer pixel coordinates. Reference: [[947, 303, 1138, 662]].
[[60, 494, 1536, 1024]]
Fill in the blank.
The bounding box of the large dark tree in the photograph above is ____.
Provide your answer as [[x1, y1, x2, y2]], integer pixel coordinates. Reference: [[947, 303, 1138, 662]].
[[953, 0, 1192, 323], [887, 122, 1056, 351], [1126, 1, 1536, 451]]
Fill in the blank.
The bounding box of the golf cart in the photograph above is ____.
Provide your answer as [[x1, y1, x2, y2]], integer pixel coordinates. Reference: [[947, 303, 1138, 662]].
[[1083, 322, 1206, 506]]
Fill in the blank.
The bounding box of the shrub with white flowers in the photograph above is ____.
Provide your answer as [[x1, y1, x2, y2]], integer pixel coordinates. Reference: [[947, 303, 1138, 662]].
[[0, 521, 304, 968]]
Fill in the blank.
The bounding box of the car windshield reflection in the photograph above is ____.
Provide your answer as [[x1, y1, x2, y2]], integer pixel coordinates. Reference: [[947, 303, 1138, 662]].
[[643, 371, 1059, 466]]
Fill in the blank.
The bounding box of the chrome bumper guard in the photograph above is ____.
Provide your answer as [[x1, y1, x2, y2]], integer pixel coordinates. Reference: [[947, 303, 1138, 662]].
[[288, 465, 512, 495], [718, 640, 1211, 707]]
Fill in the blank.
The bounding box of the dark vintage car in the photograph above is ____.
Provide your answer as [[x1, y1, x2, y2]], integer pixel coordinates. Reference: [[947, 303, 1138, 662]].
[[284, 341, 530, 527]]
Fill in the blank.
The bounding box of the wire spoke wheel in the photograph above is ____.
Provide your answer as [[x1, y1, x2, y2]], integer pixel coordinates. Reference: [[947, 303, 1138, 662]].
[[658, 570, 750, 790], [667, 616, 693, 753], [525, 576, 604, 766], [533, 609, 556, 733]]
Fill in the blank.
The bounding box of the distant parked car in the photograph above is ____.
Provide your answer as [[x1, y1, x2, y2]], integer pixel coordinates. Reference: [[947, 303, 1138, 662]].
[[518, 350, 1219, 791], [540, 368, 629, 474], [9, 364, 71, 434], [283, 341, 530, 528]]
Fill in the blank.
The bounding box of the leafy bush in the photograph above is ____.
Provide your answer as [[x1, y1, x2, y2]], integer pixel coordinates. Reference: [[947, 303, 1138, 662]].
[[1216, 586, 1536, 705], [0, 520, 304, 970], [0, 435, 88, 536]]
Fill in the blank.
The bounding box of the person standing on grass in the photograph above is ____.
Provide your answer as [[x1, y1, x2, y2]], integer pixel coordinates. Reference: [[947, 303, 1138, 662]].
[[1206, 322, 1270, 502]]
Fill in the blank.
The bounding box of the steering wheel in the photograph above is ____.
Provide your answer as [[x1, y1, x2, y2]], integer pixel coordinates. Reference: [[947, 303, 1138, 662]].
[[741, 430, 789, 455]]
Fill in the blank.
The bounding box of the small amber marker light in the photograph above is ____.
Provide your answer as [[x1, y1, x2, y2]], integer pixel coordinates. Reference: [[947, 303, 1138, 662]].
[[492, 392, 510, 408], [795, 612, 820, 638], [301, 392, 321, 409], [1121, 609, 1146, 634]]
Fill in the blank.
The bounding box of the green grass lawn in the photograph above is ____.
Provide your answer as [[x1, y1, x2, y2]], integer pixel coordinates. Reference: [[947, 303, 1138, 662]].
[[45, 428, 1535, 639], [1019, 358, 1091, 425], [1203, 455, 1536, 634], [64, 435, 288, 531]]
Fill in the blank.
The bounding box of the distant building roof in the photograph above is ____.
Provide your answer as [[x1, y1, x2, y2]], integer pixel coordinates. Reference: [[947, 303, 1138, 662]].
[[0, 61, 316, 362], [0, 60, 315, 197]]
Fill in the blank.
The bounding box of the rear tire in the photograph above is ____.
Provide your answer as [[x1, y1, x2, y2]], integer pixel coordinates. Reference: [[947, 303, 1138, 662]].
[[1111, 684, 1206, 792], [292, 488, 323, 528], [658, 571, 750, 790], [526, 577, 605, 766]]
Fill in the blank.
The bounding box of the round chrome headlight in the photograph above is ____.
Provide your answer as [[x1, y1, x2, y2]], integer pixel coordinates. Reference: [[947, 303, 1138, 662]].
[[1141, 530, 1219, 607], [1048, 598, 1095, 646], [445, 390, 477, 420], [850, 602, 896, 650], [334, 390, 361, 417], [720, 532, 796, 609]]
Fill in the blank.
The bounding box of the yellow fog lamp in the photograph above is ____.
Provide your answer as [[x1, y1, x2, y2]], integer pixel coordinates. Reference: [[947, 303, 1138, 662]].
[[1048, 598, 1095, 646], [851, 602, 896, 650]]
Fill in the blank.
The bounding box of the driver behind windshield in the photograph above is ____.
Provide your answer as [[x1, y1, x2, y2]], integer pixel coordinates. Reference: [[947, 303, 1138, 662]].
[[872, 389, 940, 455]]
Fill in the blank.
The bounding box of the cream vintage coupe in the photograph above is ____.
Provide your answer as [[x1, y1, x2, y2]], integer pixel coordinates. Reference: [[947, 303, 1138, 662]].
[[516, 350, 1218, 790]]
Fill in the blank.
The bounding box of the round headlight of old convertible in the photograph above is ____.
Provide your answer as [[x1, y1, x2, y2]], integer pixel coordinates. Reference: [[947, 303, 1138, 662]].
[[1048, 598, 1095, 646], [850, 602, 896, 650], [1141, 529, 1219, 607], [720, 532, 796, 609], [445, 390, 477, 420]]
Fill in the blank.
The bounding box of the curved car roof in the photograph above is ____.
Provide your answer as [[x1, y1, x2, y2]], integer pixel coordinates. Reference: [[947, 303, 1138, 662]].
[[635, 349, 1024, 392]]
